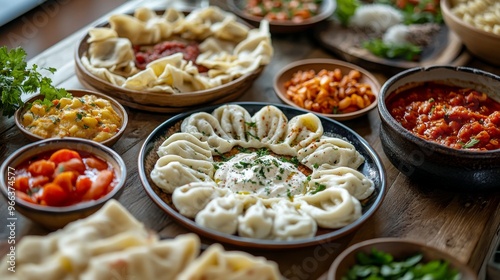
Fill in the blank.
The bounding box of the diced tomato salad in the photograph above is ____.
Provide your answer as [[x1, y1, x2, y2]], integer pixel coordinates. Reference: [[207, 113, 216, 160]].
[[14, 148, 117, 206]]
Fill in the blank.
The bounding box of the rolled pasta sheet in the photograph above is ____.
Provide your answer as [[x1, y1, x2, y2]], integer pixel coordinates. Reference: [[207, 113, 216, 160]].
[[271, 200, 317, 240], [310, 166, 374, 200], [157, 132, 212, 160], [181, 112, 234, 153], [151, 155, 214, 193], [177, 244, 281, 280], [172, 182, 229, 218], [237, 200, 275, 239], [298, 188, 362, 229], [284, 113, 323, 150], [297, 137, 365, 170], [195, 196, 244, 234], [212, 104, 253, 143], [80, 234, 200, 280]]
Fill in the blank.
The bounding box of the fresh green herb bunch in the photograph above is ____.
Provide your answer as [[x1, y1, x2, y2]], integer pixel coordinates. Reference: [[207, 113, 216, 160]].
[[343, 248, 461, 280], [0, 46, 70, 117]]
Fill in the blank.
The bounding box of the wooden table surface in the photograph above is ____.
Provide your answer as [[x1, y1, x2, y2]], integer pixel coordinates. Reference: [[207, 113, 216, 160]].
[[1, 0, 499, 279]]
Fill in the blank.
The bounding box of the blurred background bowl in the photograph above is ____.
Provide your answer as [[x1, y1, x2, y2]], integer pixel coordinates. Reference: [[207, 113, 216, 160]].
[[14, 89, 128, 147], [227, 0, 335, 33], [378, 66, 500, 191], [274, 58, 381, 121], [328, 237, 477, 280], [441, 0, 500, 65], [0, 138, 127, 229]]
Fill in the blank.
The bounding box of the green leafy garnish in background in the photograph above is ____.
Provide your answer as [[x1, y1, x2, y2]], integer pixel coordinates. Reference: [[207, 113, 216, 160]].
[[363, 39, 422, 61], [342, 248, 461, 280], [0, 46, 70, 117], [334, 0, 361, 26]]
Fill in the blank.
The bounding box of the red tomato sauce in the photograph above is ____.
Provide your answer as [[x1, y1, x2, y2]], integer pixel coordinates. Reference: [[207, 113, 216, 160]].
[[14, 149, 117, 206], [133, 41, 208, 72], [387, 83, 500, 151]]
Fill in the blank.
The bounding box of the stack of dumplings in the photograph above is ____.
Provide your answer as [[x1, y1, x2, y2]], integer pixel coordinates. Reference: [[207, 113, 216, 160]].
[[0, 200, 281, 280], [151, 105, 376, 241], [81, 6, 273, 93]]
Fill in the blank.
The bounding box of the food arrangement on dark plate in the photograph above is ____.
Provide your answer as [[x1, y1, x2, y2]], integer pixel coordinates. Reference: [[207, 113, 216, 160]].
[[2, 0, 500, 279], [139, 103, 386, 248]]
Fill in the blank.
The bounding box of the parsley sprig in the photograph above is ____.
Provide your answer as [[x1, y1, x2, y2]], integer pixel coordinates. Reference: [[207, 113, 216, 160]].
[[0, 46, 70, 117]]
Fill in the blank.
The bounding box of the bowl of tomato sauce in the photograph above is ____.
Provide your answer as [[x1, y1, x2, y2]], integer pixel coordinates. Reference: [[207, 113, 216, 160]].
[[0, 138, 127, 229], [378, 66, 500, 191]]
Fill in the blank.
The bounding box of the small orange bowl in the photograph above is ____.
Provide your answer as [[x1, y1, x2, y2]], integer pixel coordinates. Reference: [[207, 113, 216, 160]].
[[274, 58, 381, 121], [0, 138, 127, 229]]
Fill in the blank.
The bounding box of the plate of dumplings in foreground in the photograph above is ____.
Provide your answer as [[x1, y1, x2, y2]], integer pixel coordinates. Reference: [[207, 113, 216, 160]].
[[138, 102, 387, 249]]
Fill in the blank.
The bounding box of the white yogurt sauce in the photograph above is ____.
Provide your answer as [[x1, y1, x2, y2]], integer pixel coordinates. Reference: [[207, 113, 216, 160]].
[[214, 152, 307, 198]]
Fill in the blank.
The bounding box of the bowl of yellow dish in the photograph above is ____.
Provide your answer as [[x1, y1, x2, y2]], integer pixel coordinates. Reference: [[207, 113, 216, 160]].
[[14, 89, 128, 147]]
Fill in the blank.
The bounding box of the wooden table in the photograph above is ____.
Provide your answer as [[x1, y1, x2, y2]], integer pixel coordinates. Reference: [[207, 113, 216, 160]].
[[1, 0, 499, 279]]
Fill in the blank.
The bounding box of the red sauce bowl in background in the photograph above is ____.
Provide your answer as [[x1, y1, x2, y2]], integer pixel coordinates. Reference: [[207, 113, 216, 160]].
[[378, 66, 500, 191]]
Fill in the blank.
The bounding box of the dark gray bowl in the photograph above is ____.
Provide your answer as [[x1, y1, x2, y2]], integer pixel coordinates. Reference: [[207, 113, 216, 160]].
[[378, 66, 500, 191]]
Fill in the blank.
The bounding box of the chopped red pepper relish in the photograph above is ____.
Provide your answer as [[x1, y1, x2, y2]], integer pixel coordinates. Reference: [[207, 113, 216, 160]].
[[386, 82, 500, 150]]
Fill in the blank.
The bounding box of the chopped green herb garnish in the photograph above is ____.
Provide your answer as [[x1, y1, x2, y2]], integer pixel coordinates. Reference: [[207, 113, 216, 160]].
[[245, 121, 257, 128], [311, 183, 326, 194], [462, 138, 480, 149], [344, 248, 460, 280]]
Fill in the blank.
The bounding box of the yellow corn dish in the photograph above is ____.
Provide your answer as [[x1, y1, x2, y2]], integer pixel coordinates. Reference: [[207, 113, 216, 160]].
[[21, 94, 122, 142]]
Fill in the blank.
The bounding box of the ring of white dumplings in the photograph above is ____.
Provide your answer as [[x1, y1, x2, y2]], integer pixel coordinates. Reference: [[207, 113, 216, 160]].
[[151, 105, 375, 240], [82, 6, 273, 93]]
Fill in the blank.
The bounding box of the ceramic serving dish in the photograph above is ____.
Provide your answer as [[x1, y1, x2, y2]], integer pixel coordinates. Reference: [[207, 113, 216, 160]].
[[441, 0, 500, 65], [378, 66, 500, 191], [138, 102, 386, 249], [74, 8, 267, 113], [14, 89, 128, 147], [328, 237, 477, 280], [0, 138, 127, 229], [227, 0, 336, 33], [274, 59, 381, 121]]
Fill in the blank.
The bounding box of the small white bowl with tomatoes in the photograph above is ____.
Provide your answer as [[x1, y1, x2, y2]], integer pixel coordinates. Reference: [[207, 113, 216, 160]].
[[0, 137, 127, 229]]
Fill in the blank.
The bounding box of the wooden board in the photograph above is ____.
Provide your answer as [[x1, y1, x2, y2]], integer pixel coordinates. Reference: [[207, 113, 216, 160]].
[[314, 20, 471, 75]]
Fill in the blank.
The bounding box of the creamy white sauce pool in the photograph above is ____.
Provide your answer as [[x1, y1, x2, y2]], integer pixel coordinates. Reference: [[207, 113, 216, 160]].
[[214, 152, 307, 198]]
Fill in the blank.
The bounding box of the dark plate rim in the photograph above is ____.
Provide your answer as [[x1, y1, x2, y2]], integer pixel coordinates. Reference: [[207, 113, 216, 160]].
[[137, 102, 387, 249]]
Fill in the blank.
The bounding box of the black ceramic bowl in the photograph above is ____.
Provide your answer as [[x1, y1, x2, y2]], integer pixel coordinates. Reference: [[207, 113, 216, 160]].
[[378, 66, 500, 191]]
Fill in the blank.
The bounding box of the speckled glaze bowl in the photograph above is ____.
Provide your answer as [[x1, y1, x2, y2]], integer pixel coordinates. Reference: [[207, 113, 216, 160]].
[[378, 66, 500, 191]]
